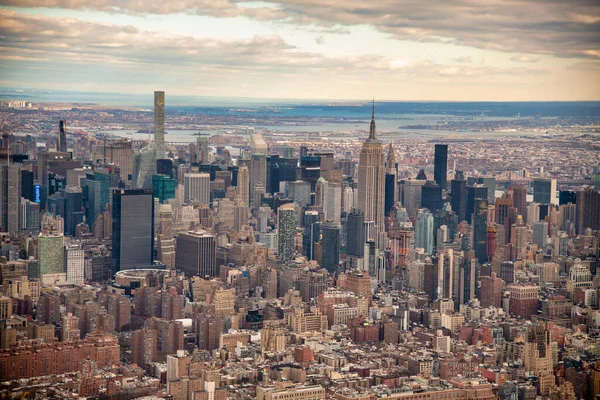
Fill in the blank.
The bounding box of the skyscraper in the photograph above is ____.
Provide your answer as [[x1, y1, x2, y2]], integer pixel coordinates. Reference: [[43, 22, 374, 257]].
[[175, 230, 217, 277], [0, 164, 21, 233], [183, 173, 210, 204], [533, 221, 548, 249], [303, 210, 320, 261], [64, 185, 83, 236], [237, 164, 250, 206], [58, 120, 67, 153], [434, 144, 448, 190], [39, 232, 65, 276], [111, 189, 154, 273], [472, 198, 488, 264], [466, 184, 488, 223], [346, 208, 365, 258], [575, 187, 600, 234], [512, 185, 527, 222], [154, 90, 165, 157], [415, 208, 434, 255], [533, 178, 557, 205], [357, 101, 386, 249], [277, 203, 296, 262], [421, 181, 443, 214], [450, 171, 467, 222], [321, 222, 341, 273]]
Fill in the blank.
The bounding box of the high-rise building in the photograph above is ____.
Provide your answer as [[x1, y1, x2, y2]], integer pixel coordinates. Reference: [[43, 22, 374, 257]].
[[472, 198, 488, 264], [575, 187, 600, 234], [183, 173, 210, 204], [152, 174, 176, 203], [321, 222, 341, 273], [64, 185, 83, 236], [533, 221, 548, 249], [65, 243, 84, 285], [58, 120, 67, 153], [39, 232, 65, 275], [111, 189, 154, 273], [346, 208, 365, 258], [175, 230, 216, 277], [479, 272, 503, 309], [512, 185, 527, 222], [508, 283, 539, 318], [277, 203, 296, 262], [237, 164, 250, 206], [196, 136, 209, 163], [533, 178, 557, 205], [154, 90, 165, 157], [466, 184, 488, 223], [450, 171, 467, 222], [434, 144, 448, 190], [421, 181, 443, 214], [415, 208, 434, 255], [0, 164, 21, 233], [357, 102, 386, 249], [303, 210, 320, 261]]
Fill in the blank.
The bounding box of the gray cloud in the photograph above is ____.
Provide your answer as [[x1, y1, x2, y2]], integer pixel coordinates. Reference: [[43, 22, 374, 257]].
[[4, 0, 598, 59]]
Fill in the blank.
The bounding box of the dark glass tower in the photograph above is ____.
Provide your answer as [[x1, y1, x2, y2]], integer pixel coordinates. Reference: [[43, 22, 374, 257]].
[[384, 173, 396, 217], [346, 208, 365, 258], [57, 120, 67, 152], [302, 210, 320, 260], [321, 222, 341, 273], [472, 198, 488, 264], [421, 181, 442, 214], [434, 144, 448, 190], [451, 171, 467, 222], [466, 184, 488, 223], [64, 185, 83, 236], [111, 189, 154, 273]]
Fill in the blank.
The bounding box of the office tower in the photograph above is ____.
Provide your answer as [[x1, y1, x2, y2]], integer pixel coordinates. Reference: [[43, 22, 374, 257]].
[[249, 133, 268, 198], [287, 180, 311, 207], [559, 190, 577, 205], [38, 232, 65, 275], [415, 208, 434, 255], [154, 91, 165, 156], [524, 324, 555, 396], [466, 184, 488, 223], [157, 204, 175, 268], [325, 181, 342, 223], [450, 171, 467, 222], [384, 173, 396, 217], [533, 221, 548, 249], [347, 208, 365, 258], [237, 164, 250, 206], [459, 258, 476, 305], [533, 178, 557, 205], [95, 139, 134, 181], [300, 155, 321, 191], [196, 136, 209, 163], [472, 199, 488, 264], [21, 198, 40, 232], [315, 177, 327, 208], [278, 203, 296, 262], [58, 120, 67, 152], [183, 173, 210, 204], [175, 230, 216, 277], [152, 174, 176, 203], [64, 185, 83, 236], [434, 144, 448, 190], [303, 210, 320, 260], [65, 243, 84, 285], [421, 181, 443, 214], [21, 169, 34, 201], [133, 143, 157, 189], [321, 222, 341, 273], [111, 189, 154, 273], [299, 145, 308, 158], [437, 249, 454, 300], [357, 102, 386, 249], [512, 185, 527, 221], [400, 178, 426, 218], [479, 272, 503, 308], [575, 187, 600, 233], [0, 164, 21, 233]]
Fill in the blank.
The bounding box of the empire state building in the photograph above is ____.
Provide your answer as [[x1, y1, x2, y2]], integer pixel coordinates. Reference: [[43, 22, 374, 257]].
[[357, 101, 386, 249]]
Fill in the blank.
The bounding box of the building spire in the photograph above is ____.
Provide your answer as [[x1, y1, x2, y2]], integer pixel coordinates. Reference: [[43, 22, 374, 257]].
[[369, 98, 376, 140]]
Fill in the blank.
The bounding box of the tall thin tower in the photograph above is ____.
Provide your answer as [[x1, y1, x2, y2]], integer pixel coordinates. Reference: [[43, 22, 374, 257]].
[[58, 120, 67, 152], [357, 100, 386, 249], [154, 91, 165, 157]]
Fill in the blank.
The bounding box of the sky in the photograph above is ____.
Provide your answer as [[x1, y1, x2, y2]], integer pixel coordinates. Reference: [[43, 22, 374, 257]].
[[0, 1, 599, 101]]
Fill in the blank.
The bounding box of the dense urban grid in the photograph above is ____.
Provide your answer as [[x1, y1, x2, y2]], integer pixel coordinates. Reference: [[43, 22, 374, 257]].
[[0, 91, 599, 400]]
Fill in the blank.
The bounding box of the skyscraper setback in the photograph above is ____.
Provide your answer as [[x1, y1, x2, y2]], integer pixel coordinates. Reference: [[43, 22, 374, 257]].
[[357, 102, 386, 249]]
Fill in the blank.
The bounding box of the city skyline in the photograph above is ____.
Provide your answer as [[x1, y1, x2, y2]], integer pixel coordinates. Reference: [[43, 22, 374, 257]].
[[1, 1, 599, 101]]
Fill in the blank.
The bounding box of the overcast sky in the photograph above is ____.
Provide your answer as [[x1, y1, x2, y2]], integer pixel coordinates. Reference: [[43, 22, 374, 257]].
[[1, 1, 599, 101]]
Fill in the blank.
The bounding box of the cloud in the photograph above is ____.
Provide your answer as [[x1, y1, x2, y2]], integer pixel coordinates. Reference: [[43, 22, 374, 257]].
[[6, 0, 598, 59], [452, 56, 472, 63], [510, 55, 540, 63], [315, 36, 325, 44]]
